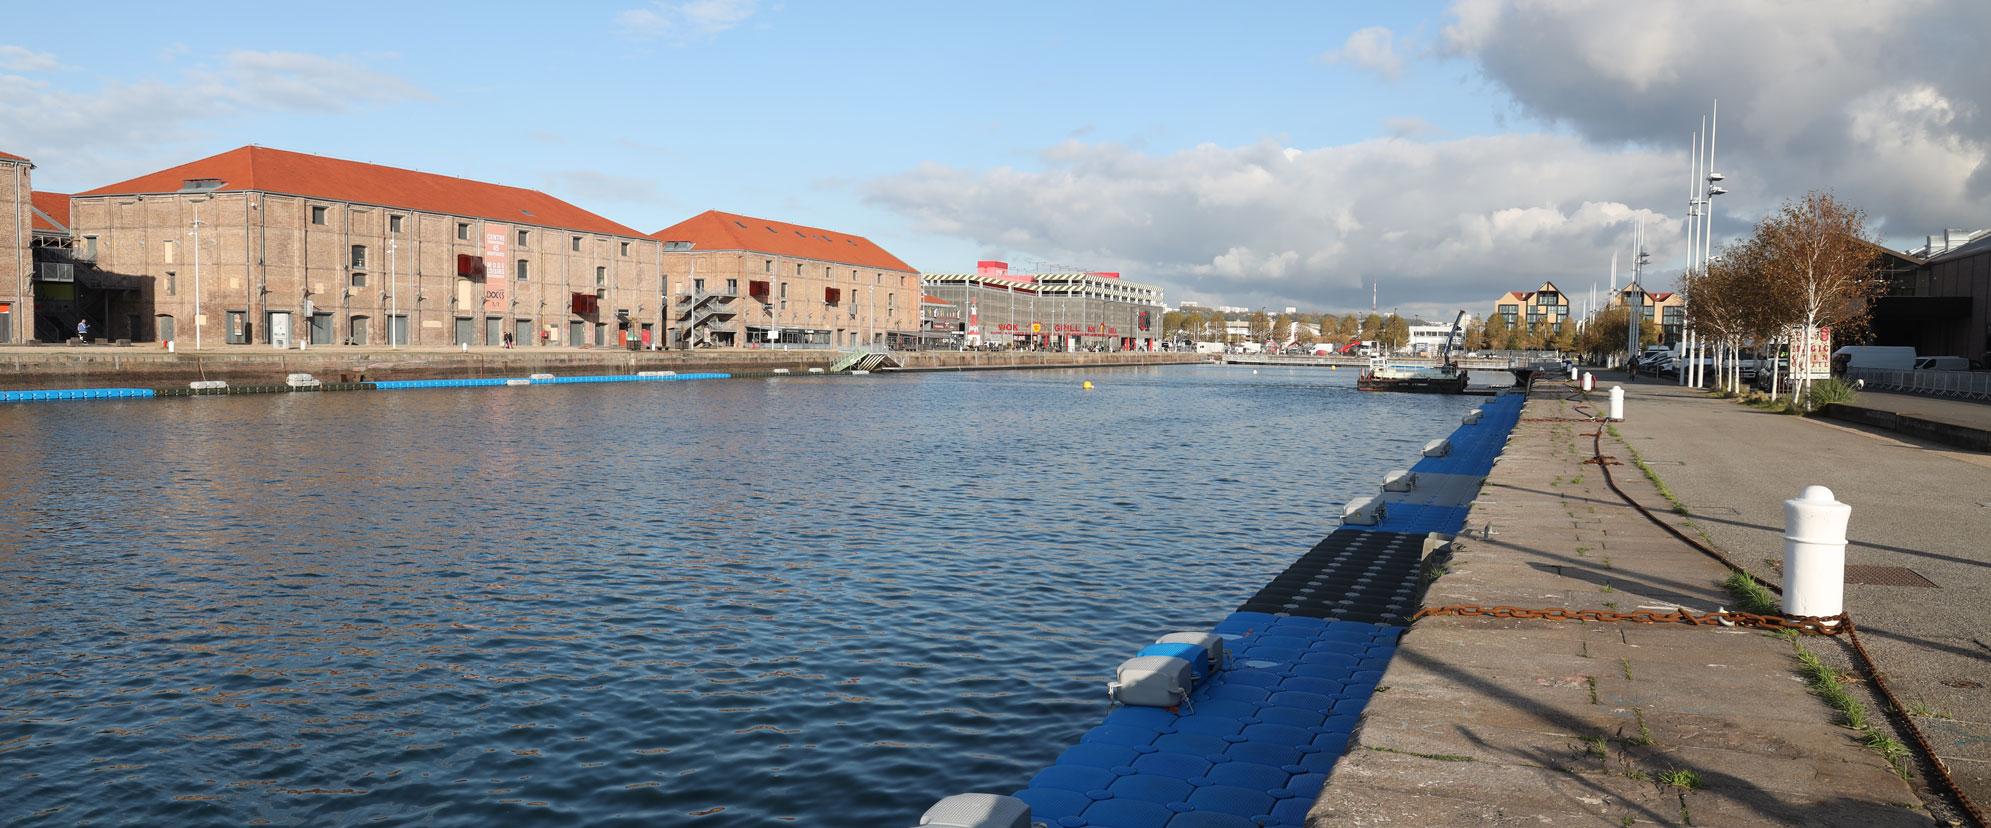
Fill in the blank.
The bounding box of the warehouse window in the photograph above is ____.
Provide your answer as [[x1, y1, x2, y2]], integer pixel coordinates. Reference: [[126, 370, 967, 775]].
[[571, 236, 582, 252], [457, 222, 470, 240], [310, 205, 328, 225], [516, 259, 529, 281], [516, 229, 529, 247], [350, 245, 367, 269], [596, 266, 606, 287], [620, 241, 630, 256], [389, 215, 404, 233]]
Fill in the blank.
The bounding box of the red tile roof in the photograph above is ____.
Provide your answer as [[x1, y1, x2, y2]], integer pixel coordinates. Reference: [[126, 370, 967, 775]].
[[0, 150, 27, 163], [30, 191, 67, 234], [652, 209, 916, 273], [77, 145, 647, 238]]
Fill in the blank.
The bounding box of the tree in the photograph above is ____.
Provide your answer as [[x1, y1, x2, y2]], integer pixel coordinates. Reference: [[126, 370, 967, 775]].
[[1754, 192, 1886, 403], [1360, 313, 1383, 341], [1376, 315, 1411, 351], [1550, 320, 1577, 354], [1461, 319, 1485, 352], [1248, 311, 1271, 341], [1481, 314, 1510, 351]]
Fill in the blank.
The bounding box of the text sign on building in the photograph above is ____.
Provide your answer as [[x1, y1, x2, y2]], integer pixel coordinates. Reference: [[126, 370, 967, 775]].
[[482, 223, 510, 313]]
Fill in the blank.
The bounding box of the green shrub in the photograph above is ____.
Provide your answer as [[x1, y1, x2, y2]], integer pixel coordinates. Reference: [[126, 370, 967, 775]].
[[1802, 378, 1857, 411]]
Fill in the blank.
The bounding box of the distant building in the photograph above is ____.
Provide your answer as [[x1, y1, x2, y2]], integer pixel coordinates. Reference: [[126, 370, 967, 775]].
[[1870, 229, 1991, 365], [1491, 281, 1570, 330], [651, 210, 920, 349], [72, 145, 663, 348], [922, 261, 1163, 350], [1408, 315, 1472, 353], [1607, 282, 1685, 345]]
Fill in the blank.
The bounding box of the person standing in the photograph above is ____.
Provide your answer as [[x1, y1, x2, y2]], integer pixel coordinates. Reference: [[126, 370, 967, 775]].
[[75, 318, 90, 343]]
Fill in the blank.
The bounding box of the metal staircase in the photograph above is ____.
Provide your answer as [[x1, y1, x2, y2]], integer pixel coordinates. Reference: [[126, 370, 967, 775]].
[[673, 290, 737, 347], [829, 347, 902, 373]]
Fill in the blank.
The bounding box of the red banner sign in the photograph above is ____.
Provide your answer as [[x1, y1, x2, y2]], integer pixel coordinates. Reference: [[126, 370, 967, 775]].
[[482, 223, 510, 313]]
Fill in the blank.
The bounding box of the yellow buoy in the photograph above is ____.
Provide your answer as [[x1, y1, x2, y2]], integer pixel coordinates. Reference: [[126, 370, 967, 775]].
[[1082, 381, 1094, 390]]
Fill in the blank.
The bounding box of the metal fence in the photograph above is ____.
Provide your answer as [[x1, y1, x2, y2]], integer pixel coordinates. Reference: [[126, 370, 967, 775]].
[[1844, 367, 1991, 402]]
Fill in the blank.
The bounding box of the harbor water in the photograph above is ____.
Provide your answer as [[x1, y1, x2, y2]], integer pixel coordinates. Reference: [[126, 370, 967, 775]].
[[0, 365, 1487, 826]]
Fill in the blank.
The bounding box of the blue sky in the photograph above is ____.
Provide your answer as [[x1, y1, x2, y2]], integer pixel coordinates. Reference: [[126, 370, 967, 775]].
[[5, 1, 1986, 317]]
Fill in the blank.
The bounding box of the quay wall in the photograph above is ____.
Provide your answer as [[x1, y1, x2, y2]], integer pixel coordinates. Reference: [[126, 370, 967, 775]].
[[0, 347, 1202, 391]]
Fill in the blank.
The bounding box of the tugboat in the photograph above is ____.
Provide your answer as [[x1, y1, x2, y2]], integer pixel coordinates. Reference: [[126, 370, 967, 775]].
[[1357, 310, 1471, 394]]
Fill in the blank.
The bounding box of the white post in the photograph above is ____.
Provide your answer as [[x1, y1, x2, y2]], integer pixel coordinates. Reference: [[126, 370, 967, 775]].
[[1609, 385, 1625, 421], [1569, 365, 1579, 381], [1782, 485, 1849, 621], [1582, 371, 1595, 392]]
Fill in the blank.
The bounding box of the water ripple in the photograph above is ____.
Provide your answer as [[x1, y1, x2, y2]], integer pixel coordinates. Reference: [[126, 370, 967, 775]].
[[0, 364, 1483, 825]]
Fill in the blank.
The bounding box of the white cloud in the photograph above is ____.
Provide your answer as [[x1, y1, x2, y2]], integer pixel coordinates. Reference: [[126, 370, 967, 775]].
[[617, 0, 759, 42], [1440, 0, 1991, 238], [0, 50, 427, 186], [0, 45, 57, 73], [864, 135, 1681, 318], [1321, 26, 1404, 80]]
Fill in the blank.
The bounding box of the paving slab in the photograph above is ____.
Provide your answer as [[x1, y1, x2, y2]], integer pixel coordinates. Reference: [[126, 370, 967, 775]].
[[1606, 377, 1991, 812], [1305, 384, 1930, 826]]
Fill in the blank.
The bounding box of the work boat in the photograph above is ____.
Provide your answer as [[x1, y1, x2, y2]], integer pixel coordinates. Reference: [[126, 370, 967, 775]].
[[1356, 359, 1469, 394], [1354, 309, 1472, 394]]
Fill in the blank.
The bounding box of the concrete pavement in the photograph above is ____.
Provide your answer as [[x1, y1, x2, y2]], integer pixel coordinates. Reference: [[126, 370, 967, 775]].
[[1306, 383, 1936, 826], [1611, 376, 1991, 814]]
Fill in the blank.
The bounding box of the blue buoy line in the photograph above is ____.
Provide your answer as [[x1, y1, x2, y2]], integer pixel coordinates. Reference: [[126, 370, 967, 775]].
[[0, 371, 742, 403], [989, 392, 1527, 828]]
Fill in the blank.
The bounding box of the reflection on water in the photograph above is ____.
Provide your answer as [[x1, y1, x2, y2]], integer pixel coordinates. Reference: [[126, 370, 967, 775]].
[[0, 365, 1479, 825]]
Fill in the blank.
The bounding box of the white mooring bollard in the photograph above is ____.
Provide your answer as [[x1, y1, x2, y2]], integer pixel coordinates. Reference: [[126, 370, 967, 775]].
[[1569, 365, 1579, 381], [1608, 386, 1625, 421], [1782, 485, 1850, 621], [1581, 372, 1595, 392]]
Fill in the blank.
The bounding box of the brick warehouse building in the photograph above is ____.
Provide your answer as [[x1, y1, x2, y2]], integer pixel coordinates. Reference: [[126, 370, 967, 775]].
[[921, 261, 1164, 351], [1, 150, 29, 342], [70, 146, 664, 348], [651, 210, 920, 349]]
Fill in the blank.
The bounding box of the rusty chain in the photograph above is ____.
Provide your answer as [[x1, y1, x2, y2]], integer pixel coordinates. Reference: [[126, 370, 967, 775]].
[[1412, 603, 1851, 636]]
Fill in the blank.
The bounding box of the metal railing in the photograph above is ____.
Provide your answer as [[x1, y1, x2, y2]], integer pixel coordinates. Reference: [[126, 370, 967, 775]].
[[1845, 367, 1991, 402]]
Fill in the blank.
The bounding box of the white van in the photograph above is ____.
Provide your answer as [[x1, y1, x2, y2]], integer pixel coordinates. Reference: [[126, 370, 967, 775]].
[[1832, 345, 1916, 372], [1914, 356, 1969, 371]]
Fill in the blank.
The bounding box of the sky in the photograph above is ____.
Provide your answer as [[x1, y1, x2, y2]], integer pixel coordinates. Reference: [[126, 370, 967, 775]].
[[3, 0, 1987, 320]]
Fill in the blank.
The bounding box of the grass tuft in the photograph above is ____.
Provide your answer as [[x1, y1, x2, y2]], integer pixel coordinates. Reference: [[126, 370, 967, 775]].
[[1789, 637, 1912, 779], [1658, 769, 1702, 790], [1721, 571, 1780, 616]]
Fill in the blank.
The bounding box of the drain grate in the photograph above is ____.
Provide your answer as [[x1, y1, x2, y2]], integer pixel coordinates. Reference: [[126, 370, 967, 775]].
[[1843, 565, 1938, 588]]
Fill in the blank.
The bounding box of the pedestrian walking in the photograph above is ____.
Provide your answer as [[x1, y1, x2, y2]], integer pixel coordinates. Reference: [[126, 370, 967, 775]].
[[75, 318, 90, 343]]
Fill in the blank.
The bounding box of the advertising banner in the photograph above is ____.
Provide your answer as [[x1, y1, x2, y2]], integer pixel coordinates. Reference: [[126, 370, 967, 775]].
[[1789, 324, 1833, 381], [482, 223, 510, 313]]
